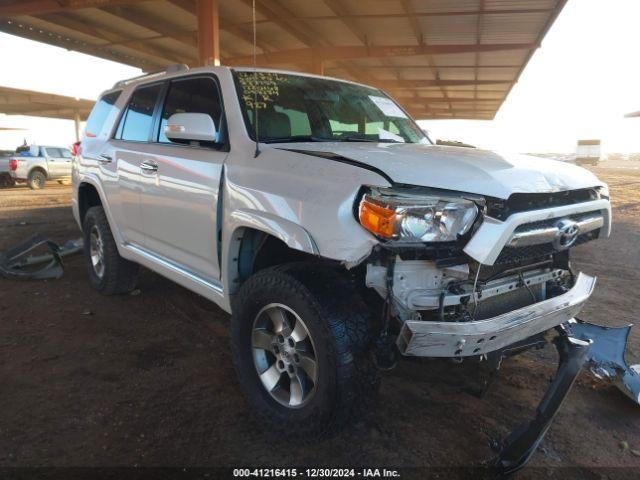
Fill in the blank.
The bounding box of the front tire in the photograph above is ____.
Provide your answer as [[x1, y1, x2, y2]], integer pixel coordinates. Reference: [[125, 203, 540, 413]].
[[231, 263, 379, 438], [82, 206, 139, 295], [27, 169, 46, 190]]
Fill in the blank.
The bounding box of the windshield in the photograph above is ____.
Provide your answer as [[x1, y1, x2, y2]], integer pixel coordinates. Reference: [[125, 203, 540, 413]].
[[233, 71, 430, 144]]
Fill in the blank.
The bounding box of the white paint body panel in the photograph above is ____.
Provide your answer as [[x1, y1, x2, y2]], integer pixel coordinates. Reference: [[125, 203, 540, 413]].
[[270, 142, 605, 199], [10, 147, 72, 181], [73, 66, 611, 317]]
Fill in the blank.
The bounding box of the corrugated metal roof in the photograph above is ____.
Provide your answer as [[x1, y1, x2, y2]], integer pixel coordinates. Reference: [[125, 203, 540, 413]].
[[0, 86, 93, 120], [0, 0, 568, 120]]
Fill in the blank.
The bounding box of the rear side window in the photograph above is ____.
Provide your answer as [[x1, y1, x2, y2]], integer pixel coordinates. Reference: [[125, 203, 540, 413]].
[[45, 147, 61, 157], [157, 77, 223, 144], [115, 84, 163, 142], [85, 90, 120, 138]]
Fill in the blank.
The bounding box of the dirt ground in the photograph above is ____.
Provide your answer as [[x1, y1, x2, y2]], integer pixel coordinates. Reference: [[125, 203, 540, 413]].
[[1, 164, 640, 478]]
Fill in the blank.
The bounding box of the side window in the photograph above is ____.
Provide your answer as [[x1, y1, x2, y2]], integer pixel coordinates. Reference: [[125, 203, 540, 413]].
[[115, 83, 163, 142], [85, 90, 121, 138], [158, 77, 222, 144], [46, 148, 61, 157]]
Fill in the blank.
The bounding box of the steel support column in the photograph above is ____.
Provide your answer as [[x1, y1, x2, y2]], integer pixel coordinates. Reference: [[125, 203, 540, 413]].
[[73, 110, 81, 142], [197, 0, 220, 66]]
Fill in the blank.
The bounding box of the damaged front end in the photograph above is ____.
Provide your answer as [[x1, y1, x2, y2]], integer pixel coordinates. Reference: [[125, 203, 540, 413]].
[[355, 184, 615, 473]]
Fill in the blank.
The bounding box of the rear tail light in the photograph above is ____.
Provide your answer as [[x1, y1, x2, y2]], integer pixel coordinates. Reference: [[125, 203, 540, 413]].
[[71, 141, 81, 156], [8, 158, 18, 171]]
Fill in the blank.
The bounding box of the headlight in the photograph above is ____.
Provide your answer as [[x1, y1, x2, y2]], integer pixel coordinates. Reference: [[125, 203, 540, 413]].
[[597, 184, 609, 200], [358, 187, 479, 242]]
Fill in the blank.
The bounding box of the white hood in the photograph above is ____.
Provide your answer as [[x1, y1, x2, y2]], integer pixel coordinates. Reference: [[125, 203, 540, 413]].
[[274, 142, 604, 200]]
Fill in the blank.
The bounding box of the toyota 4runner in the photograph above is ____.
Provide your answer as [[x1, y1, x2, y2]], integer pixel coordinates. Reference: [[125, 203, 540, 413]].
[[73, 65, 611, 472]]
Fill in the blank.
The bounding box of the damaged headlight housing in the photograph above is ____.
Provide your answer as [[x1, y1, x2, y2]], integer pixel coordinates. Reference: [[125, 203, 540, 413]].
[[358, 187, 479, 242]]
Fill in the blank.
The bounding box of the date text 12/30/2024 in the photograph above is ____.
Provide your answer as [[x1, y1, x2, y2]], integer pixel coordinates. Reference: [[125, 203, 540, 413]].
[[233, 469, 400, 478]]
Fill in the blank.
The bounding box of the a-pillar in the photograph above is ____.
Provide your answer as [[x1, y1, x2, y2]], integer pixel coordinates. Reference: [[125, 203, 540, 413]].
[[197, 0, 220, 66]]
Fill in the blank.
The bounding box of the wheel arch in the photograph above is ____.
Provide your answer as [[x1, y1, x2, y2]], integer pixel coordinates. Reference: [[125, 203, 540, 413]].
[[77, 181, 103, 225], [224, 212, 324, 296], [28, 166, 48, 179]]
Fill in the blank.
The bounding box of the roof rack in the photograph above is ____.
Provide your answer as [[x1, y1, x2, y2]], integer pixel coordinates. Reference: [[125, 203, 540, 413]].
[[112, 64, 189, 89]]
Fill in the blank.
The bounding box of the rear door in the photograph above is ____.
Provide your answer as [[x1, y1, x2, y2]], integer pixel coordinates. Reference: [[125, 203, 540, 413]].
[[138, 75, 228, 282], [41, 147, 66, 178], [50, 147, 73, 177], [110, 82, 164, 246]]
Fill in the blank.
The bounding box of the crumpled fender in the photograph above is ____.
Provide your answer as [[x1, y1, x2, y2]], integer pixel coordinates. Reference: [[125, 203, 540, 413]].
[[228, 209, 319, 256]]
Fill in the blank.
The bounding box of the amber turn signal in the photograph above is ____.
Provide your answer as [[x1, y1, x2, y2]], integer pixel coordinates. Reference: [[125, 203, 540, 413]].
[[359, 198, 397, 238]]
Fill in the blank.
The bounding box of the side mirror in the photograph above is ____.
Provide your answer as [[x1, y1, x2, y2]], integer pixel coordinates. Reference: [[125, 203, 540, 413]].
[[165, 112, 217, 143]]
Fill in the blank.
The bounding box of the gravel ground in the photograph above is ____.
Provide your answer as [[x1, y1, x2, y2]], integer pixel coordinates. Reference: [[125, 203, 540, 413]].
[[1, 166, 639, 478]]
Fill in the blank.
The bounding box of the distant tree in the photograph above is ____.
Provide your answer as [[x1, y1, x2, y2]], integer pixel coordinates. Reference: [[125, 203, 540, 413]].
[[607, 152, 624, 162]]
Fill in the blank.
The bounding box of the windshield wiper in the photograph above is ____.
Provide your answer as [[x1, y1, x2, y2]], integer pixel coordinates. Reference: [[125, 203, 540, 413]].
[[262, 135, 334, 144]]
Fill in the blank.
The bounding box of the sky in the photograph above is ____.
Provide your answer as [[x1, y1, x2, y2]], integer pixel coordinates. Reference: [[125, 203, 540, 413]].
[[0, 0, 639, 154], [419, 0, 640, 154]]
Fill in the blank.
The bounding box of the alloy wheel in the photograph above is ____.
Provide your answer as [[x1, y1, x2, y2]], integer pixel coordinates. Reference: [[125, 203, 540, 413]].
[[251, 303, 318, 408], [89, 225, 105, 278]]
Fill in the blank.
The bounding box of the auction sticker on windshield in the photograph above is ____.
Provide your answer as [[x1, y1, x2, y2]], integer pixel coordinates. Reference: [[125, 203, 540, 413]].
[[368, 95, 408, 119]]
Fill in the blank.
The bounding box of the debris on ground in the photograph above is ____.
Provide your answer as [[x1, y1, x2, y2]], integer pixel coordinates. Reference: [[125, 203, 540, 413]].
[[571, 320, 640, 406], [0, 234, 83, 280]]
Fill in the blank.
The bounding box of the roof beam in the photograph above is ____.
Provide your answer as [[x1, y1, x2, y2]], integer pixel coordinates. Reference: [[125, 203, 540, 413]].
[[321, 0, 367, 45], [228, 43, 535, 64], [391, 97, 502, 103], [99, 4, 197, 48], [237, 0, 317, 47], [164, 0, 278, 52], [34, 12, 195, 64], [325, 64, 521, 70], [0, 0, 148, 17], [230, 8, 554, 26], [0, 18, 163, 70], [373, 79, 512, 90], [166, 0, 195, 15]]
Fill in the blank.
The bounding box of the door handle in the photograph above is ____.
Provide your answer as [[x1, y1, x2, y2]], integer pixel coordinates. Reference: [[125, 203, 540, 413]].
[[140, 161, 158, 173], [98, 154, 112, 164]]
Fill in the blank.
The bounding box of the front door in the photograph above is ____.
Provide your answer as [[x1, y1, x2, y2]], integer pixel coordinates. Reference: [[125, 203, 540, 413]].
[[138, 75, 227, 282]]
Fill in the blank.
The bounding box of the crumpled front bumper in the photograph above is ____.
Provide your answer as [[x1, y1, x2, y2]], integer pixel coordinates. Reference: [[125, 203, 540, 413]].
[[397, 272, 596, 357]]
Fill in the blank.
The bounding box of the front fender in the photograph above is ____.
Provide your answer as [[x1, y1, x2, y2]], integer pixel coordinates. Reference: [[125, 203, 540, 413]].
[[229, 209, 319, 255], [73, 173, 124, 248], [221, 209, 319, 299]]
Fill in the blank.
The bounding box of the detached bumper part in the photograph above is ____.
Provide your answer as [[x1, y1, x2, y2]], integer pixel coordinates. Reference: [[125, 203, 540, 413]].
[[397, 272, 596, 357], [569, 319, 640, 405], [0, 234, 83, 280], [493, 331, 591, 474]]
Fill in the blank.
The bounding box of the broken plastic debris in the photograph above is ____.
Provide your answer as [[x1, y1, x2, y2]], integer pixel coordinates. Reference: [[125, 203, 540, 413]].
[[0, 234, 83, 280], [570, 319, 640, 406]]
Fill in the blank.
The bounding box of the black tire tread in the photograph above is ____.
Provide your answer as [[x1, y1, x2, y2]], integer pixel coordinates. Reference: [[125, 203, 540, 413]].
[[27, 169, 46, 190], [83, 206, 139, 295], [231, 262, 379, 439]]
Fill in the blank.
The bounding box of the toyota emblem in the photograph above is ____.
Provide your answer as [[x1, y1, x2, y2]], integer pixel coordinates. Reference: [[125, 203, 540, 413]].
[[554, 219, 581, 250]]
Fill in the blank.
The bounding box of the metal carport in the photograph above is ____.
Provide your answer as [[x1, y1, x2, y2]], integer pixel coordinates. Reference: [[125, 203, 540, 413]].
[[0, 0, 567, 120], [0, 85, 94, 140]]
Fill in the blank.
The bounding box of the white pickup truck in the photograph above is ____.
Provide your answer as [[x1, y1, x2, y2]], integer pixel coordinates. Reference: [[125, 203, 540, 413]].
[[8, 145, 73, 189], [73, 65, 612, 473], [0, 150, 16, 187]]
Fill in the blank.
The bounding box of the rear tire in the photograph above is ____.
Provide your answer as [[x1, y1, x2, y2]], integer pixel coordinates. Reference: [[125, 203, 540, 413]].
[[231, 263, 379, 439], [82, 206, 139, 295], [27, 169, 46, 190]]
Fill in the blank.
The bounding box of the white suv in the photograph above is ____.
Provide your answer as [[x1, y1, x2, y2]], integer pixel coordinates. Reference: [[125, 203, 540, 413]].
[[73, 65, 611, 468]]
